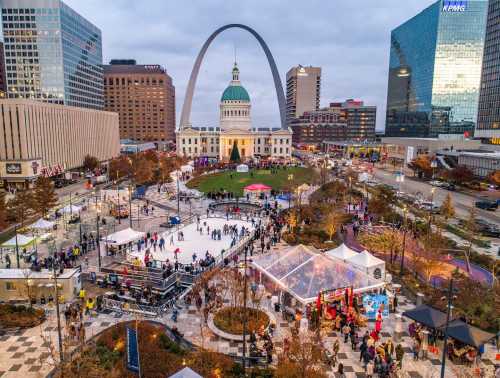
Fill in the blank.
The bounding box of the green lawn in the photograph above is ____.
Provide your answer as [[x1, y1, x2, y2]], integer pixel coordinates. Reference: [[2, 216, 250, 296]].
[[186, 167, 317, 196]]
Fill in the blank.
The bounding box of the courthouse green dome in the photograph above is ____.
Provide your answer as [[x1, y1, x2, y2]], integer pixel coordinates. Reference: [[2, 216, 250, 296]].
[[221, 85, 250, 102]]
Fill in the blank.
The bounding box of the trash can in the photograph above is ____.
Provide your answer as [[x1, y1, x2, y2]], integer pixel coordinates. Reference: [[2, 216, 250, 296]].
[[274, 302, 280, 312]]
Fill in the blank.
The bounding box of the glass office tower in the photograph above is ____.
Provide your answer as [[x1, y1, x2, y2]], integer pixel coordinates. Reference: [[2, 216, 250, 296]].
[[386, 0, 488, 137], [0, 0, 103, 109], [477, 0, 500, 140]]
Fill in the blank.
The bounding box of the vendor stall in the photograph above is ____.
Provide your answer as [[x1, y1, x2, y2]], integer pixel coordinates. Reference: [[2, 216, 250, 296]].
[[1, 234, 37, 266], [325, 243, 358, 262], [29, 218, 55, 230], [402, 304, 449, 329], [346, 250, 385, 279], [244, 183, 272, 200], [60, 204, 82, 214], [102, 228, 145, 257], [236, 164, 249, 173]]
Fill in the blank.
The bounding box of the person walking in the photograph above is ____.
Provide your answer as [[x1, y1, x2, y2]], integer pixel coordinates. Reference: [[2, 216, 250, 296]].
[[337, 363, 346, 378], [366, 360, 374, 378], [342, 324, 351, 343], [396, 343, 404, 368]]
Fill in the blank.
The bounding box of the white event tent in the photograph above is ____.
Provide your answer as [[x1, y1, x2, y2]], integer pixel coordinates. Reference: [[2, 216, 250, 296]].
[[169, 367, 203, 378], [1, 234, 36, 248], [346, 250, 385, 279], [236, 164, 249, 173], [30, 218, 55, 230], [252, 244, 384, 304], [325, 243, 358, 262], [102, 228, 145, 247], [60, 204, 82, 214]]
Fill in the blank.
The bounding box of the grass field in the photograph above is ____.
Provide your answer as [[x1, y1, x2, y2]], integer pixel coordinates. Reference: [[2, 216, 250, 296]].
[[186, 167, 317, 196]]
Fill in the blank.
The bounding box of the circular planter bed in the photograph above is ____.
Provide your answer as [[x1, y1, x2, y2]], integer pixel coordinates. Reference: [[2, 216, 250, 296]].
[[209, 307, 274, 341], [0, 304, 45, 329]]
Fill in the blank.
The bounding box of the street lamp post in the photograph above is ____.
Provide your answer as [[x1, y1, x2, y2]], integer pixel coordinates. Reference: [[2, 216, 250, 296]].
[[14, 224, 20, 268], [348, 176, 352, 214], [400, 206, 408, 277], [428, 187, 436, 236], [440, 279, 455, 378], [128, 185, 133, 228], [96, 207, 101, 272], [242, 245, 248, 372], [48, 242, 64, 367], [176, 172, 180, 216], [115, 180, 121, 225]]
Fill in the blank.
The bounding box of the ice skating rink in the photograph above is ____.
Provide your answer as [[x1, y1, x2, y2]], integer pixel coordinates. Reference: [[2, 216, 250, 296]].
[[128, 217, 254, 265]]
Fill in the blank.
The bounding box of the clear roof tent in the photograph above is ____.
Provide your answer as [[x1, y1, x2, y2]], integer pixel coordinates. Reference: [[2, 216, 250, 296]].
[[252, 244, 384, 304]]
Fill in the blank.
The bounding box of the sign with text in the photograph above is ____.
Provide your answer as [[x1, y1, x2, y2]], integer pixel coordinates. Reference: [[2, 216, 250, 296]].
[[6, 163, 22, 174], [442, 1, 467, 12]]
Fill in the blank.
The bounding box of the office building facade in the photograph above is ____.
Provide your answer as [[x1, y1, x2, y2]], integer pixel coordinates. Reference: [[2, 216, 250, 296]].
[[291, 100, 376, 149], [0, 99, 119, 189], [1, 0, 103, 109], [286, 65, 321, 123], [330, 100, 376, 141], [386, 0, 488, 138], [0, 42, 6, 96], [477, 0, 500, 140], [104, 60, 175, 142]]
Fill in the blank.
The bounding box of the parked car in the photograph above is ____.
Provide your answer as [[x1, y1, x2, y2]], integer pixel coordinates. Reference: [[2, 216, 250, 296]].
[[429, 180, 445, 187], [441, 183, 456, 191], [419, 201, 440, 214], [475, 200, 498, 211]]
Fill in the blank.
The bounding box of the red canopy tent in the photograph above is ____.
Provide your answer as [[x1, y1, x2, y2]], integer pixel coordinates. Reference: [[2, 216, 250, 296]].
[[244, 183, 272, 198], [244, 184, 272, 191]]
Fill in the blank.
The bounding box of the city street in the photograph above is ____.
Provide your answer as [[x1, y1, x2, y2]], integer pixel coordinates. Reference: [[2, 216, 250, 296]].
[[371, 167, 500, 225]]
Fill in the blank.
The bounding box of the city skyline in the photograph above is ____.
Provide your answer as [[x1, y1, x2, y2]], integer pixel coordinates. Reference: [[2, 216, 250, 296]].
[[62, 0, 435, 132]]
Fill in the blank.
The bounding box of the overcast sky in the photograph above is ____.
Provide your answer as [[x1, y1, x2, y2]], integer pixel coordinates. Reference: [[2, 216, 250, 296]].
[[65, 0, 434, 131]]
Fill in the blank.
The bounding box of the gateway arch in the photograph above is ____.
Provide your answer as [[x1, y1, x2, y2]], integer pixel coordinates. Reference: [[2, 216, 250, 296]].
[[179, 24, 287, 130]]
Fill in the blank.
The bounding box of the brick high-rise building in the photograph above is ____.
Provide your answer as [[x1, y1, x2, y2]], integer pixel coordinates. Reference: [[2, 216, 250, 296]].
[[104, 60, 175, 142], [330, 99, 376, 141], [286, 65, 321, 124]]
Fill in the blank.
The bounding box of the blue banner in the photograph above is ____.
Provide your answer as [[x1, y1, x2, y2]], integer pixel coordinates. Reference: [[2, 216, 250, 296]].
[[127, 327, 140, 373]]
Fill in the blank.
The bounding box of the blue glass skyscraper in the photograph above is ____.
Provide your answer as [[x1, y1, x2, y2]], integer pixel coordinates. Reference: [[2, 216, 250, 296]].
[[0, 0, 103, 109], [385, 0, 488, 137]]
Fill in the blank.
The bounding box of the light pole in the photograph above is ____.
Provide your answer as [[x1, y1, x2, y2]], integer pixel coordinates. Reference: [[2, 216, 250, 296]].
[[115, 180, 121, 225], [242, 245, 248, 372], [440, 279, 456, 378], [176, 171, 180, 216], [348, 176, 352, 214], [96, 205, 101, 272], [14, 224, 20, 268], [128, 185, 133, 228], [400, 206, 408, 277], [428, 187, 436, 236], [49, 243, 64, 366]]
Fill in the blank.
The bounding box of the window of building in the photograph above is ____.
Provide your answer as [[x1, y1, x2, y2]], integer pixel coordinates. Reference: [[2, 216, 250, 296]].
[[5, 282, 16, 291]]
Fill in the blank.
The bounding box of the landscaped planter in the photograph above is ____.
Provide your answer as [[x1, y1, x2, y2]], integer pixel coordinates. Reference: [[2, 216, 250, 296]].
[[208, 307, 276, 341]]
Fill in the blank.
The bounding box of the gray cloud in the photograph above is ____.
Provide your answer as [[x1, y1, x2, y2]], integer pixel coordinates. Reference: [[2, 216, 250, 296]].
[[65, 0, 435, 131]]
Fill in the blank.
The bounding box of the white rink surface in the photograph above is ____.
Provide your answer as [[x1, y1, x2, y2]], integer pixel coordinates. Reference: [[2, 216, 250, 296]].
[[128, 217, 254, 265]]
